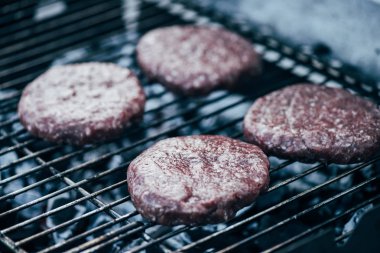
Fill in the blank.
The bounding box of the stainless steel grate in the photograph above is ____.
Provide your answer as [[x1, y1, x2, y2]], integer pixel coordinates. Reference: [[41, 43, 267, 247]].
[[0, 0, 379, 252]]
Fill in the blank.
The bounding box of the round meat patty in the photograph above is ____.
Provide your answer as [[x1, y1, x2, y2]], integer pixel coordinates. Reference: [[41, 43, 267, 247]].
[[244, 83, 380, 164], [18, 63, 145, 145], [127, 135, 269, 225], [136, 25, 261, 96]]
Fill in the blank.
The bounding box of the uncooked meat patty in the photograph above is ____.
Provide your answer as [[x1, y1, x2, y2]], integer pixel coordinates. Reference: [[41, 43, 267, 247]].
[[18, 63, 145, 145], [244, 83, 380, 164], [136, 25, 261, 96], [127, 135, 269, 225]]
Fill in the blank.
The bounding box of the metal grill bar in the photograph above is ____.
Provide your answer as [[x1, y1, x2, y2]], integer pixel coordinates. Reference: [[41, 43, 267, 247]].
[[0, 164, 125, 219], [0, 65, 286, 187], [16, 196, 131, 246], [3, 101, 268, 249], [1, 4, 153, 70], [0, 90, 226, 178], [127, 226, 190, 253], [74, 224, 150, 253], [0, 129, 25, 142], [1, 0, 36, 11], [335, 229, 356, 244], [0, 0, 115, 40], [68, 165, 380, 253], [0, 13, 180, 90], [0, 140, 36, 157], [264, 194, 380, 253], [1, 0, 379, 252], [0, 59, 284, 136], [38, 211, 139, 253], [0, 117, 18, 128], [0, 95, 246, 198], [0, 107, 18, 116], [204, 117, 243, 135], [0, 3, 171, 74], [2, 180, 127, 234], [0, 0, 38, 27], [0, 22, 124, 81], [5, 137, 124, 225], [335, 230, 353, 243], [0, 97, 20, 109], [0, 235, 25, 253], [72, 154, 379, 253], [177, 155, 380, 252], [0, 96, 256, 203], [269, 160, 294, 173], [266, 164, 325, 192], [178, 0, 377, 91], [5, 115, 176, 252], [0, 3, 122, 60], [0, 72, 297, 203], [0, 146, 59, 174], [216, 176, 379, 253]]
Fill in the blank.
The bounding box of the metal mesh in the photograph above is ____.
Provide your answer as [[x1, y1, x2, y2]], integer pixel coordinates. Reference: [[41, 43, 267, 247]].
[[0, 0, 379, 252]]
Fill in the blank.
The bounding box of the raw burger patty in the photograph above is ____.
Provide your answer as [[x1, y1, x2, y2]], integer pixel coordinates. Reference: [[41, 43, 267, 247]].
[[127, 135, 269, 225], [136, 25, 261, 96], [18, 63, 145, 145], [244, 83, 380, 164]]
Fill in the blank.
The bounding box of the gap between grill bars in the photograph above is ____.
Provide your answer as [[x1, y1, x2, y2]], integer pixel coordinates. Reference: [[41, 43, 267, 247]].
[[0, 0, 379, 252]]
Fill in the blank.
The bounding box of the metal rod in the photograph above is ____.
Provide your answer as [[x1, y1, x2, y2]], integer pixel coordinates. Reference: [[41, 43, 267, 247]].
[[263, 194, 380, 253], [69, 224, 150, 253], [2, 180, 128, 234], [0, 145, 59, 175], [0, 1, 378, 252], [0, 65, 286, 188], [0, 129, 25, 143], [0, 115, 246, 219], [0, 0, 119, 41], [0, 9, 179, 82], [0, 13, 180, 90], [123, 226, 190, 253], [0, 116, 18, 128], [0, 93, 256, 202], [266, 164, 325, 192], [37, 211, 139, 253], [176, 155, 380, 251], [0, 7, 122, 61], [216, 175, 379, 253], [16, 196, 131, 246], [0, 164, 126, 218], [0, 139, 35, 156]]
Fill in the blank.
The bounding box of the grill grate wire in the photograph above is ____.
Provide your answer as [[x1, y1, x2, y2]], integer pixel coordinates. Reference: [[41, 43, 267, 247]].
[[0, 0, 379, 252]]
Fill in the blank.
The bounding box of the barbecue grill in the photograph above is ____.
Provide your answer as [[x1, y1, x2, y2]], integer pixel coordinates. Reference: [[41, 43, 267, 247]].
[[1, 0, 379, 252]]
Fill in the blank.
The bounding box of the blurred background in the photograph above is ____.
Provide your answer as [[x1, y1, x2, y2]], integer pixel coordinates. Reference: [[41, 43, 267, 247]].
[[192, 0, 380, 83]]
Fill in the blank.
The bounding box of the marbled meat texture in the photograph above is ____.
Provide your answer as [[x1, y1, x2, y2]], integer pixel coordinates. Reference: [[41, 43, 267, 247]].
[[18, 63, 146, 145], [244, 83, 380, 164], [127, 135, 269, 225], [137, 25, 262, 96]]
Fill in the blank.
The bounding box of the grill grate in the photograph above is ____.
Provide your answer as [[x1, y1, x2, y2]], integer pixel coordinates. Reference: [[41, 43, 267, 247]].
[[0, 0, 379, 252]]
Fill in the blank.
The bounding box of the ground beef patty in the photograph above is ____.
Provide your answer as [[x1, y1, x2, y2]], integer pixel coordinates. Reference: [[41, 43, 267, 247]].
[[136, 25, 261, 96], [244, 83, 380, 164], [18, 63, 145, 145], [127, 135, 269, 225]]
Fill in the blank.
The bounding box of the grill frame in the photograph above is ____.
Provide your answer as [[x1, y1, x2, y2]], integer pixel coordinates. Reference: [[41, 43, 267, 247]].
[[0, 0, 379, 252]]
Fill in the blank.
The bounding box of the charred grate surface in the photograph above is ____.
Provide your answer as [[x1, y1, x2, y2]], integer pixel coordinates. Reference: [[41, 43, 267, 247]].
[[0, 0, 379, 252]]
